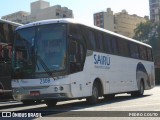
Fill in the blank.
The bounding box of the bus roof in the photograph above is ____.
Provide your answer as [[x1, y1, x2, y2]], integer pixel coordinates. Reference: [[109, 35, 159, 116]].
[[16, 18, 151, 48], [0, 19, 23, 26]]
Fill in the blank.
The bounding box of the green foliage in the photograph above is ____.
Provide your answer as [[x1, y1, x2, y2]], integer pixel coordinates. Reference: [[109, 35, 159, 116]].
[[134, 21, 160, 68], [133, 21, 160, 47], [133, 21, 152, 42]]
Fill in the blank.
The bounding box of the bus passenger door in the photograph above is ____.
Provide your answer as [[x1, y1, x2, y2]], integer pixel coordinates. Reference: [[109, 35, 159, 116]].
[[69, 39, 85, 98], [70, 73, 83, 98], [69, 33, 85, 97]]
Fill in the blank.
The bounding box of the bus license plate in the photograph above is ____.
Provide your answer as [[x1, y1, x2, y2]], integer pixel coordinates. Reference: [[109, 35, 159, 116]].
[[30, 91, 40, 96]]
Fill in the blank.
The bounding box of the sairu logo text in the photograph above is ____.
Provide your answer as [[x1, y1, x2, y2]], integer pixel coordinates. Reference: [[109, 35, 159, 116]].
[[94, 54, 110, 69]]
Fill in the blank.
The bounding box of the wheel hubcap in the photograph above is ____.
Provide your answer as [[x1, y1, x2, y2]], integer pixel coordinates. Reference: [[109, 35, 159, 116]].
[[93, 87, 98, 98]]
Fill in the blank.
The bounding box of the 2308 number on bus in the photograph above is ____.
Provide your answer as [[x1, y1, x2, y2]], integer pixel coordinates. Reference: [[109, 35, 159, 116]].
[[40, 78, 51, 84]]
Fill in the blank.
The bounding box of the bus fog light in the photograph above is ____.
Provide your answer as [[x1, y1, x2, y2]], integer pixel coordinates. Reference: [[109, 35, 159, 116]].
[[59, 86, 64, 91], [54, 87, 58, 92]]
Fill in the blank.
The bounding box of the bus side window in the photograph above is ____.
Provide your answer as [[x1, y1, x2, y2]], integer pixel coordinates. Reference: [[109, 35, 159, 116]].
[[147, 48, 153, 61], [111, 37, 118, 55], [69, 40, 84, 73], [88, 30, 96, 50], [103, 34, 111, 53], [139, 45, 147, 60], [129, 42, 139, 59], [69, 24, 86, 73], [118, 39, 130, 57], [3, 47, 9, 62], [0, 45, 3, 62], [96, 32, 103, 51]]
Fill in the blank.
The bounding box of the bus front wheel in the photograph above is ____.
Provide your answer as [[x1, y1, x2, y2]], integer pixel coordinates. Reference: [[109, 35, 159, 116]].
[[0, 82, 4, 96], [86, 83, 99, 104]]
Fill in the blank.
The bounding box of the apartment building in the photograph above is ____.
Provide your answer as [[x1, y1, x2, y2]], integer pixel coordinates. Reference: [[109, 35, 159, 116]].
[[2, 0, 73, 24], [1, 11, 29, 24], [149, 0, 160, 23], [94, 8, 147, 38]]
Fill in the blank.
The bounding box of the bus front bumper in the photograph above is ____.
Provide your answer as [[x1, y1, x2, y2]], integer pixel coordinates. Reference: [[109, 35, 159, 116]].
[[12, 84, 73, 101]]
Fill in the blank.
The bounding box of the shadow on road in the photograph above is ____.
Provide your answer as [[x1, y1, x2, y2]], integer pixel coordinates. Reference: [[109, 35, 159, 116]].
[[0, 94, 151, 117]]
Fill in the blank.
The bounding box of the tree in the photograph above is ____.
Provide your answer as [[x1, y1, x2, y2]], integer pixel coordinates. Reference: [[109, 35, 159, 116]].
[[133, 21, 152, 43], [134, 21, 160, 68]]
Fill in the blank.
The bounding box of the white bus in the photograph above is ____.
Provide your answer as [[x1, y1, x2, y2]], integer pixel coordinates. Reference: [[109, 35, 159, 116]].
[[0, 19, 22, 98], [11, 19, 155, 106]]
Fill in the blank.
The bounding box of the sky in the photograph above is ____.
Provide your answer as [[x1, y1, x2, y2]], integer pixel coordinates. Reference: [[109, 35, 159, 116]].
[[0, 0, 150, 25]]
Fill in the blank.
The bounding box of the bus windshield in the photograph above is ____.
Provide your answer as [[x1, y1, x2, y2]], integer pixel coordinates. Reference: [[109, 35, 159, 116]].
[[13, 24, 67, 74]]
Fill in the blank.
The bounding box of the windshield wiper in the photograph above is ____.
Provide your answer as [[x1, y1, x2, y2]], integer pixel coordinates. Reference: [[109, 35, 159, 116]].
[[36, 55, 55, 80]]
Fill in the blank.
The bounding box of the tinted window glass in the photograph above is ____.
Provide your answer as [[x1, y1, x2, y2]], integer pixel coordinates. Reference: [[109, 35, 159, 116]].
[[129, 42, 139, 59], [104, 34, 111, 53], [69, 24, 82, 40], [96, 32, 103, 51], [118, 39, 129, 57], [0, 22, 16, 44], [147, 48, 153, 61], [0, 45, 12, 62], [139, 45, 147, 60], [88, 30, 96, 50], [111, 37, 118, 54]]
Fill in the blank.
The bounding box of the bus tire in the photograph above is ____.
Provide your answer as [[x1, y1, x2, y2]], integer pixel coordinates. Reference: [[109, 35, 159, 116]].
[[45, 99, 57, 107], [86, 82, 99, 104], [0, 82, 4, 96], [131, 80, 144, 97]]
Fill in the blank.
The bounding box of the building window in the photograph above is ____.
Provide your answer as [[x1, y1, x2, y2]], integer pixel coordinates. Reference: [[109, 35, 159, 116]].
[[150, 0, 156, 3], [56, 13, 60, 16], [63, 14, 66, 18]]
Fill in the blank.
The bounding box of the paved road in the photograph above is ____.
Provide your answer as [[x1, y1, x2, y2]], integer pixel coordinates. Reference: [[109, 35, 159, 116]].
[[0, 86, 160, 119]]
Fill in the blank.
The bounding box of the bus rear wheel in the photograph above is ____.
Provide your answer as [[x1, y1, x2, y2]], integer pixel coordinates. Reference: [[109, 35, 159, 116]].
[[45, 99, 58, 107], [0, 82, 4, 96], [86, 83, 99, 104], [131, 80, 144, 97]]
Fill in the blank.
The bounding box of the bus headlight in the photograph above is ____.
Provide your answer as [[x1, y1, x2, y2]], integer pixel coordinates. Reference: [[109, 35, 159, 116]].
[[54, 86, 64, 92], [54, 87, 58, 92], [59, 86, 64, 91]]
